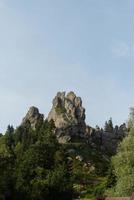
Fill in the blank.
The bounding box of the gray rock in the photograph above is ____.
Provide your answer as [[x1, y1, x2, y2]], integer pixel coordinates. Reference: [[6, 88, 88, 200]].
[[20, 92, 128, 153], [47, 91, 86, 142], [88, 123, 128, 155], [22, 106, 44, 129]]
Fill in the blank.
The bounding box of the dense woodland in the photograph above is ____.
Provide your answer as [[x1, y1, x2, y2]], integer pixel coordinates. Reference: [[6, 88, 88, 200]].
[[0, 107, 134, 200]]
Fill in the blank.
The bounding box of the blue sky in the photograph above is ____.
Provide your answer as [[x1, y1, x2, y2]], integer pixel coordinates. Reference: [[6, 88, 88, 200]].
[[0, 0, 134, 132]]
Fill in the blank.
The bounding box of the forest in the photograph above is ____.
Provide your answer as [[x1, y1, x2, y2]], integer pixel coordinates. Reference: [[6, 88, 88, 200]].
[[0, 100, 134, 200]]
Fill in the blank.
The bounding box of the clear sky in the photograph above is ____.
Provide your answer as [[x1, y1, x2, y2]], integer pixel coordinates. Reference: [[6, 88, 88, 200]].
[[0, 0, 134, 132]]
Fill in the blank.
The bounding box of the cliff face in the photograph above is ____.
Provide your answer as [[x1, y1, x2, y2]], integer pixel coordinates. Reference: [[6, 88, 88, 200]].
[[47, 91, 86, 143]]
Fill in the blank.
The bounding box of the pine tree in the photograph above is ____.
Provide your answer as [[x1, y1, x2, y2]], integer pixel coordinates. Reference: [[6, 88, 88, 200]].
[[104, 118, 113, 133]]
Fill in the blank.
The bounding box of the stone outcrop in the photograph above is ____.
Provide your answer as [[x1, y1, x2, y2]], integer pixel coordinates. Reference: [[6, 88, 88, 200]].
[[86, 123, 128, 155], [47, 91, 86, 143], [20, 92, 128, 151], [22, 106, 44, 129]]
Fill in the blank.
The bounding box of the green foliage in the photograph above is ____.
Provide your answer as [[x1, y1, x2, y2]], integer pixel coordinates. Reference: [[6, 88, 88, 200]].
[[104, 118, 114, 133], [128, 107, 134, 129], [0, 118, 115, 200], [5, 125, 15, 154], [15, 142, 72, 199], [55, 105, 66, 114], [0, 154, 15, 200], [106, 164, 116, 189], [0, 121, 73, 200], [110, 126, 134, 196]]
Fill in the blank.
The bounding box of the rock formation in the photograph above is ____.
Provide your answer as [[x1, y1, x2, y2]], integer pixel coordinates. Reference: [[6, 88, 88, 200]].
[[20, 92, 128, 151], [86, 123, 128, 155], [21, 106, 44, 129], [47, 91, 86, 143]]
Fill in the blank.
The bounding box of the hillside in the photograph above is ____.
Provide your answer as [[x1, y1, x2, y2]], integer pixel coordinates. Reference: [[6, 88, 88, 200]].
[[0, 92, 129, 200]]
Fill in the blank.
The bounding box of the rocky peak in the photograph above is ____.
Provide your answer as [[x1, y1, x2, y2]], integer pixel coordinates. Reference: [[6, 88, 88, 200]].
[[47, 91, 86, 142], [48, 91, 85, 127], [22, 106, 44, 129]]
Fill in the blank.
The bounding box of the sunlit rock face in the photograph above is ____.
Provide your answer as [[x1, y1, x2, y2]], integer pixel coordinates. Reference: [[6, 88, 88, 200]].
[[20, 92, 128, 151], [47, 91, 86, 143], [21, 106, 44, 129]]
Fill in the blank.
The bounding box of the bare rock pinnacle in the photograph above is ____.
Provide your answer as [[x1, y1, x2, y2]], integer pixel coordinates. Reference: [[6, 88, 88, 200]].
[[47, 91, 86, 143], [22, 106, 44, 129]]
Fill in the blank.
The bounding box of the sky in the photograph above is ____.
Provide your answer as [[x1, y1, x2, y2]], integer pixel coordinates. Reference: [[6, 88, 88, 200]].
[[0, 0, 134, 132]]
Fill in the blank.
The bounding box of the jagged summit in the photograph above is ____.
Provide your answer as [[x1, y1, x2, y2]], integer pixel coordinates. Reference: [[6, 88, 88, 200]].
[[20, 92, 86, 143], [21, 106, 44, 129], [47, 91, 86, 143], [48, 91, 85, 127], [20, 92, 127, 148]]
